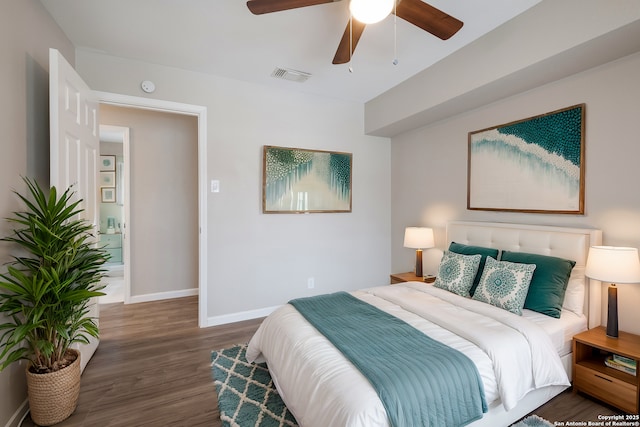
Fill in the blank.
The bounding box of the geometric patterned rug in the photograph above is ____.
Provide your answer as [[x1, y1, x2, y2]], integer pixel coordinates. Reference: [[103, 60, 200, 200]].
[[211, 344, 299, 427], [212, 344, 553, 427], [510, 414, 554, 427]]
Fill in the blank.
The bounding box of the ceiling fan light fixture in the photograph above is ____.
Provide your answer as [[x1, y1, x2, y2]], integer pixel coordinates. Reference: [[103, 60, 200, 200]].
[[349, 0, 394, 24]]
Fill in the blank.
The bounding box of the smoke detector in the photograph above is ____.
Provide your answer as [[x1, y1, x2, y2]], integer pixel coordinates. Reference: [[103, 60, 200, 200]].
[[271, 67, 312, 83], [141, 80, 156, 93]]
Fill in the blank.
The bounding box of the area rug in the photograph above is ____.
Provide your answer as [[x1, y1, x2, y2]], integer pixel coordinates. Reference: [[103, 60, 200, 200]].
[[212, 345, 554, 427], [511, 414, 555, 427], [211, 344, 298, 427]]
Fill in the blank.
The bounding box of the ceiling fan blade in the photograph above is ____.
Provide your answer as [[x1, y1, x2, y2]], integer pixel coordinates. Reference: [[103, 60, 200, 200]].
[[247, 0, 336, 15], [332, 19, 367, 64], [394, 0, 463, 40]]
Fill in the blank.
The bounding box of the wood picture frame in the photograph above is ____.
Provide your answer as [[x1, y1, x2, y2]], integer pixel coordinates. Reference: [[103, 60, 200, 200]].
[[101, 187, 116, 203], [100, 155, 116, 171], [262, 145, 352, 214], [467, 104, 585, 214], [100, 171, 116, 187]]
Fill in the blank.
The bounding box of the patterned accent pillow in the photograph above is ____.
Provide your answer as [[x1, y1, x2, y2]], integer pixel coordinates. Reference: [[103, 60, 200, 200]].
[[448, 242, 499, 296], [472, 257, 536, 315], [434, 251, 482, 297]]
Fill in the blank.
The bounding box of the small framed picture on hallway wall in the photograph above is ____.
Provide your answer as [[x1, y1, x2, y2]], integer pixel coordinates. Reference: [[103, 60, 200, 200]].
[[100, 171, 115, 187], [100, 155, 116, 171], [101, 187, 116, 203]]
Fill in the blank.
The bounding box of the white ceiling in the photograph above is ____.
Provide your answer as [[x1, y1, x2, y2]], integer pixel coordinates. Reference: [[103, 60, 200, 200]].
[[39, 0, 541, 103]]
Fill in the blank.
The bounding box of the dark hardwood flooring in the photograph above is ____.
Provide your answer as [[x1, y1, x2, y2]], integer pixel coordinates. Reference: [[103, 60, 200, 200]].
[[22, 296, 622, 426], [534, 390, 622, 424], [22, 297, 262, 427]]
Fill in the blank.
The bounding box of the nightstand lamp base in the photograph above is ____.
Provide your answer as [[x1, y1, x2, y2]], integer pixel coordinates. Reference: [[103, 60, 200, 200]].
[[606, 284, 618, 338], [414, 249, 423, 278]]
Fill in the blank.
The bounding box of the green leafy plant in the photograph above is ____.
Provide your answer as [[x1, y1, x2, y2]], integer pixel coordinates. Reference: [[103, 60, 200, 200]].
[[0, 178, 107, 373]]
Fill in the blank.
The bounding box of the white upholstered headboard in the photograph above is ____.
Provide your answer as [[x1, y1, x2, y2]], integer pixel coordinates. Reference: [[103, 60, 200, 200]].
[[446, 221, 603, 328]]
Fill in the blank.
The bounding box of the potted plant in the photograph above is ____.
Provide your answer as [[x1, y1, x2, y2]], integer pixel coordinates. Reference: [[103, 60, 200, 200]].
[[0, 178, 107, 426]]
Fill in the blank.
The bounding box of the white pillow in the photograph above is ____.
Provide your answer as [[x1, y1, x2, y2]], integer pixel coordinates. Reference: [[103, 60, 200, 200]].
[[562, 266, 585, 315], [433, 251, 481, 297], [472, 257, 536, 315]]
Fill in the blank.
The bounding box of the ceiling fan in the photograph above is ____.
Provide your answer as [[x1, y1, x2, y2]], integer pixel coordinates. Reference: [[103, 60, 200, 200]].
[[246, 0, 464, 64]]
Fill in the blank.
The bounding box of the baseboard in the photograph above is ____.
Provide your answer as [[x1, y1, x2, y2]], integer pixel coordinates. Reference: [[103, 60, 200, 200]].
[[127, 288, 198, 304], [126, 289, 277, 327], [206, 305, 281, 327], [4, 399, 28, 427]]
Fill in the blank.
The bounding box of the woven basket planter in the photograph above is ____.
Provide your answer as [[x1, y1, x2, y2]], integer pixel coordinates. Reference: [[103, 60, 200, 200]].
[[26, 349, 81, 426]]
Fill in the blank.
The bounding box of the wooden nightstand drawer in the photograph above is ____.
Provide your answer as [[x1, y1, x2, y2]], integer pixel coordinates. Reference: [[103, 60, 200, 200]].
[[574, 364, 637, 413]]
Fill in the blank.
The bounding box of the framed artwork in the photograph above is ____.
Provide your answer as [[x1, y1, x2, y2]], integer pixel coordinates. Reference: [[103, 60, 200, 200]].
[[100, 171, 116, 187], [262, 145, 352, 213], [101, 187, 116, 203], [467, 104, 585, 214], [100, 155, 116, 171]]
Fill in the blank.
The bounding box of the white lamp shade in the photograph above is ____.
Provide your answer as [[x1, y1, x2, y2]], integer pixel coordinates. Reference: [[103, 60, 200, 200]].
[[403, 227, 435, 249], [585, 246, 640, 283], [349, 0, 394, 24]]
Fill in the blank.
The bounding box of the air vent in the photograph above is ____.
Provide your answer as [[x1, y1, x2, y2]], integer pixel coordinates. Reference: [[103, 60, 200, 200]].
[[271, 67, 312, 83]]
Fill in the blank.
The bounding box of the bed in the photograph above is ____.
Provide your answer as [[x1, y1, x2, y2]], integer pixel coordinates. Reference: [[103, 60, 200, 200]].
[[246, 221, 603, 426]]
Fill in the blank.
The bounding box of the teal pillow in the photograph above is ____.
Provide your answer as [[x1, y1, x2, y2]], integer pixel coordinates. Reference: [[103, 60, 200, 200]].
[[434, 251, 482, 297], [472, 257, 536, 315], [500, 251, 576, 318], [449, 242, 499, 296]]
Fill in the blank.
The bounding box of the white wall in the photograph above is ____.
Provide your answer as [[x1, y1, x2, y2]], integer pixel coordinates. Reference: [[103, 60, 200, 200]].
[[0, 2, 76, 426], [390, 52, 640, 335], [75, 51, 392, 322]]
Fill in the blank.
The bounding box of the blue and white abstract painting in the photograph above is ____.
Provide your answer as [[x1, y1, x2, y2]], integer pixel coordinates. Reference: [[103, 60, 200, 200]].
[[263, 146, 352, 213], [468, 104, 584, 213]]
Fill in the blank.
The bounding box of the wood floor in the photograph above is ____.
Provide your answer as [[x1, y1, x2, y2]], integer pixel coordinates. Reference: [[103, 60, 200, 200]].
[[23, 296, 621, 426], [23, 297, 262, 427]]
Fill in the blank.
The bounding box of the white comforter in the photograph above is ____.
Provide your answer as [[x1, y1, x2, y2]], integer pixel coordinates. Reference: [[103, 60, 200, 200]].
[[246, 282, 570, 427]]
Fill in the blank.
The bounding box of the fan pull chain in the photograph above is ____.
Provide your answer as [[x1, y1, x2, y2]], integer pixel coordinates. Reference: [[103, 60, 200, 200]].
[[392, 1, 398, 65], [348, 15, 354, 73]]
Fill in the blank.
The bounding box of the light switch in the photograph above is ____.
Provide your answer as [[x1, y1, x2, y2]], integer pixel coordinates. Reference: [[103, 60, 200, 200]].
[[211, 179, 220, 193]]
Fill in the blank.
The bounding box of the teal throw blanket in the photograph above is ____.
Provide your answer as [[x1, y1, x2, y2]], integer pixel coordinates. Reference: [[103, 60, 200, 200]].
[[289, 291, 487, 427]]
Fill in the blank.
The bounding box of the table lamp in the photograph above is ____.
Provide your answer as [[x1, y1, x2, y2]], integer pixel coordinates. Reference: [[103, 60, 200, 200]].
[[403, 227, 435, 278], [585, 246, 640, 338]]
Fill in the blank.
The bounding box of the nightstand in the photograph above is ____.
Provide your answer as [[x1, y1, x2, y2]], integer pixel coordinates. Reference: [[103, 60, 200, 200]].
[[573, 326, 640, 413], [390, 272, 435, 284]]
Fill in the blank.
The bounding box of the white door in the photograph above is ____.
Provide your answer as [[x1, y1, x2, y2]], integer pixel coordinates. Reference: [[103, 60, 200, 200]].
[[49, 48, 100, 372]]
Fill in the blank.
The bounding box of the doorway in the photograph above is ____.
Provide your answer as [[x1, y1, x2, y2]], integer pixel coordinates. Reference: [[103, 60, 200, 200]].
[[98, 125, 130, 304], [95, 91, 208, 327], [99, 105, 198, 306]]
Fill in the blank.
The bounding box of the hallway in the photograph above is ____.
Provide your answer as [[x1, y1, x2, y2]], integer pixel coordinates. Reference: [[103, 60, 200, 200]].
[[99, 264, 124, 304]]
